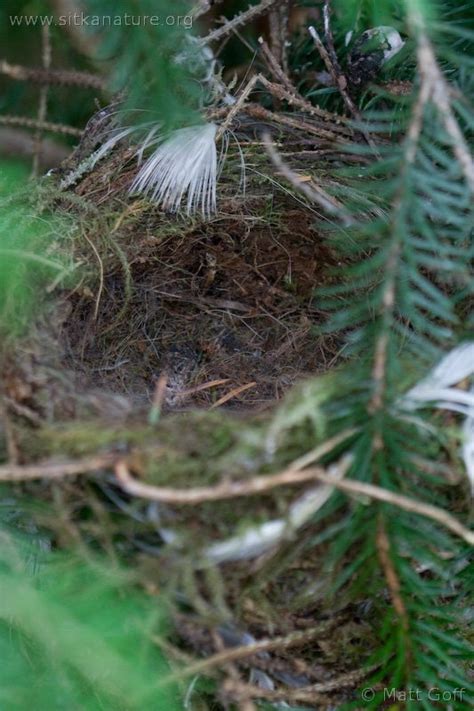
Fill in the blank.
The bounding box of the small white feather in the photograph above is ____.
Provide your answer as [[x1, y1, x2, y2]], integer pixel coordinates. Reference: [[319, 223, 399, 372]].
[[204, 454, 352, 564], [462, 403, 474, 493], [129, 123, 220, 218], [402, 343, 474, 413], [400, 343, 474, 492]]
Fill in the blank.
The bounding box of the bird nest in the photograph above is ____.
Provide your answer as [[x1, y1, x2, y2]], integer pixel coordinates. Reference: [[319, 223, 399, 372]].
[[2, 91, 379, 711], [22, 106, 359, 417]]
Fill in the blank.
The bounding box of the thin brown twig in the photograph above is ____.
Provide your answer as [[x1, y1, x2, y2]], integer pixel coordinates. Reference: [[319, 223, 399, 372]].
[[244, 102, 350, 144], [258, 36, 294, 92], [308, 26, 356, 116], [81, 231, 104, 320], [413, 13, 474, 191], [210, 381, 257, 408], [149, 372, 168, 425], [200, 0, 279, 46], [0, 115, 82, 137], [223, 663, 378, 704], [221, 664, 379, 703], [267, 0, 290, 74], [0, 59, 107, 91], [376, 517, 410, 630], [263, 131, 353, 224], [31, 25, 52, 177], [319, 472, 474, 545], [223, 680, 331, 706], [308, 25, 379, 154], [215, 71, 350, 140], [114, 458, 335, 504], [0, 455, 115, 481], [322, 0, 341, 77], [376, 516, 412, 685], [259, 74, 351, 129], [113, 459, 474, 545], [178, 378, 231, 397], [161, 621, 344, 684]]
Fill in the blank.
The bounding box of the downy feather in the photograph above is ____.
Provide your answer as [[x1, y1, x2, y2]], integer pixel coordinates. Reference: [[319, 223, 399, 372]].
[[129, 123, 222, 218]]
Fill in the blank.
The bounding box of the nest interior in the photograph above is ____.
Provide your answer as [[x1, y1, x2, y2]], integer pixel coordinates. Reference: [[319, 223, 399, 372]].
[[51, 130, 347, 415]]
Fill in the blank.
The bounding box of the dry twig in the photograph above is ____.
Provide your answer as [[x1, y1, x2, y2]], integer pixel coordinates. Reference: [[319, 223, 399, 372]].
[[308, 25, 379, 154], [112, 456, 474, 544], [263, 131, 353, 224], [200, 0, 279, 46], [210, 381, 257, 408], [161, 620, 344, 682], [0, 455, 115, 482], [215, 72, 350, 140], [412, 11, 474, 191], [376, 517, 410, 632], [0, 60, 107, 91], [114, 458, 338, 504], [31, 25, 52, 177], [0, 115, 82, 137]]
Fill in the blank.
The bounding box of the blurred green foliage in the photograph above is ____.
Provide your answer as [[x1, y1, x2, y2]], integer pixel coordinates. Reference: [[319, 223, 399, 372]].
[[0, 160, 75, 338], [0, 525, 181, 710]]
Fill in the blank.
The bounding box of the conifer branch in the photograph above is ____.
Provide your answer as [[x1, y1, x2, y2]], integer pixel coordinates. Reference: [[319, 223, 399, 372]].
[[409, 8, 474, 191]]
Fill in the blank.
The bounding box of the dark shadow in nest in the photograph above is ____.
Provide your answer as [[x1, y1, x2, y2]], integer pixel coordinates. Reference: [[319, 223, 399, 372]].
[[58, 128, 346, 413]]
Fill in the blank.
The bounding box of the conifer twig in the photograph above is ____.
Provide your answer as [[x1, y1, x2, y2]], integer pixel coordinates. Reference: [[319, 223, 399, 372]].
[[223, 664, 378, 704], [113, 457, 346, 504], [0, 455, 116, 481], [313, 473, 474, 545], [215, 72, 350, 141], [0, 115, 82, 137], [263, 131, 353, 224], [308, 25, 379, 154], [0, 60, 107, 91], [308, 26, 357, 118], [376, 517, 410, 631], [162, 621, 346, 681], [31, 25, 51, 177], [258, 36, 295, 93], [411, 10, 474, 191], [200, 0, 279, 46]]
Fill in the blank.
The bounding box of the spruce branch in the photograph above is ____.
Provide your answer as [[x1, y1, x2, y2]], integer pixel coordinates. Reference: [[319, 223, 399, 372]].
[[376, 517, 410, 631], [409, 7, 474, 191]]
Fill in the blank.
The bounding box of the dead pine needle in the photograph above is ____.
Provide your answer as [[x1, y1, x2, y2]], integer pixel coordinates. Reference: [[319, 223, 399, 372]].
[[210, 381, 257, 408]]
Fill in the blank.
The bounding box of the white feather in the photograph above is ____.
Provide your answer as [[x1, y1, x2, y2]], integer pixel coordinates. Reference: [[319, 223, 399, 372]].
[[400, 343, 474, 492], [129, 123, 220, 218], [402, 343, 474, 412], [203, 455, 352, 564]]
